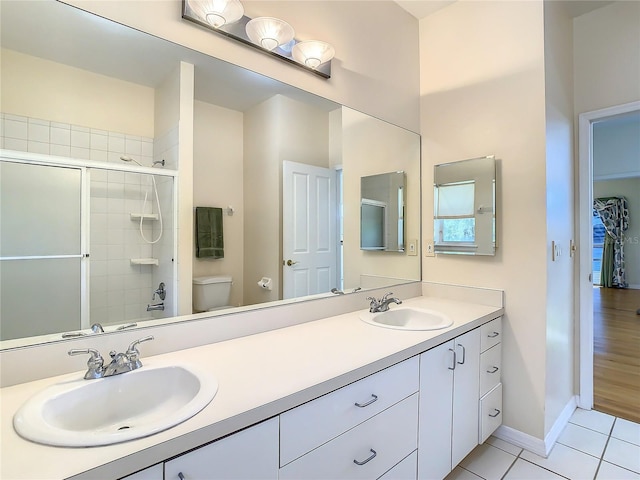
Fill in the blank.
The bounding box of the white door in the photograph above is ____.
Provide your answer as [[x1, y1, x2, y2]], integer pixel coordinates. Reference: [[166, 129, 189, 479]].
[[283, 161, 338, 299]]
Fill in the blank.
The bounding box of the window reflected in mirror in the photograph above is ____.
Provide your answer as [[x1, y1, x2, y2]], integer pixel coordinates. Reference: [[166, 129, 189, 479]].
[[434, 156, 496, 255]]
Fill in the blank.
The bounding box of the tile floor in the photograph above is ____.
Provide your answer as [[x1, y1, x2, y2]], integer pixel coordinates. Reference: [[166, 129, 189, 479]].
[[446, 409, 640, 480]]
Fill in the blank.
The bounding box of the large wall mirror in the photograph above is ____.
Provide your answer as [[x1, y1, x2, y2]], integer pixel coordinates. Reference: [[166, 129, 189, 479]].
[[0, 0, 421, 348], [433, 156, 496, 255]]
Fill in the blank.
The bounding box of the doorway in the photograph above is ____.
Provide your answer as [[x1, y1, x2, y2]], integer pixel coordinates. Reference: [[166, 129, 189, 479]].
[[577, 100, 640, 415]]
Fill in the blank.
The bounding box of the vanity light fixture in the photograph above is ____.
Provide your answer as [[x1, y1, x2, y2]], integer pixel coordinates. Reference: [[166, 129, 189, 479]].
[[182, 0, 334, 78], [185, 0, 244, 28], [292, 40, 336, 70], [245, 17, 295, 51]]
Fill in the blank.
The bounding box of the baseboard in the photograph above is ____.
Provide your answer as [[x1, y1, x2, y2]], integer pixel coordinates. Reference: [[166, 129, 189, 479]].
[[493, 396, 577, 458], [493, 425, 547, 457], [543, 396, 578, 455], [627, 284, 640, 290]]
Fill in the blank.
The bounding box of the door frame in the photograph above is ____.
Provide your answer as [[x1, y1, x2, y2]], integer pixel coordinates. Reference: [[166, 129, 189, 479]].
[[576, 100, 640, 409]]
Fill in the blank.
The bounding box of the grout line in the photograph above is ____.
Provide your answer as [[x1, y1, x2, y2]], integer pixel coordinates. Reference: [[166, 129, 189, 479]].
[[594, 416, 617, 479], [500, 451, 519, 479], [516, 458, 572, 480]]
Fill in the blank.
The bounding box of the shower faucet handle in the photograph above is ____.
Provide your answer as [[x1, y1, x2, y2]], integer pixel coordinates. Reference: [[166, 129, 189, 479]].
[[153, 282, 166, 301]]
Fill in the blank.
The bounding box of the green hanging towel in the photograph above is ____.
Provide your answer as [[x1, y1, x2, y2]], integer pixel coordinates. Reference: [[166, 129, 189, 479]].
[[195, 207, 224, 259]]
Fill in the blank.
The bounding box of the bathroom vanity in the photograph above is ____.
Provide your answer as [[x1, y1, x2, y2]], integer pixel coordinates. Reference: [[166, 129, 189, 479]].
[[0, 294, 503, 479]]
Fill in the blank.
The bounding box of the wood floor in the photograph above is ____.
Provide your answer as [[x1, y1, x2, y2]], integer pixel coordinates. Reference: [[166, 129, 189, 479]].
[[593, 287, 640, 423]]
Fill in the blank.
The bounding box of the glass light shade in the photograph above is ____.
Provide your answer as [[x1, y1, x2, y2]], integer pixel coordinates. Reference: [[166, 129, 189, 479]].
[[246, 17, 295, 51], [292, 40, 335, 69], [187, 0, 244, 28]]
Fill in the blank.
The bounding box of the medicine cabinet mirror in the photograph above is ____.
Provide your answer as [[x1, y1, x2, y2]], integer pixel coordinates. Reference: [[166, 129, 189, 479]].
[[433, 156, 496, 256], [360, 171, 406, 252]]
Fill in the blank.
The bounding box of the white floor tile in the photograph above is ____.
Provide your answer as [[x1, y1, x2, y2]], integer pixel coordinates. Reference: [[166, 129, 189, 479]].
[[570, 409, 615, 434], [612, 418, 640, 447], [460, 443, 517, 480], [557, 422, 608, 458], [445, 466, 483, 480], [486, 436, 524, 456], [604, 437, 640, 473], [597, 462, 640, 480], [521, 443, 600, 480], [504, 459, 565, 480]]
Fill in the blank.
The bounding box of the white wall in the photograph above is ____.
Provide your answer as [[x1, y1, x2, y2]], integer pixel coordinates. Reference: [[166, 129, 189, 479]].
[[0, 48, 155, 138], [594, 178, 640, 288], [593, 117, 640, 179], [573, 1, 640, 115], [193, 101, 244, 307], [419, 1, 549, 439], [61, 0, 420, 132], [543, 0, 576, 437]]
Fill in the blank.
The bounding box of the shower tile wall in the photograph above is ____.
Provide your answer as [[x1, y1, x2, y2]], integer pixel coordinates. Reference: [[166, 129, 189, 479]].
[[0, 113, 172, 326]]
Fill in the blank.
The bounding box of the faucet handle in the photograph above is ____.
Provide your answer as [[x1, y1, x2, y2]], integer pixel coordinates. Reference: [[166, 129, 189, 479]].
[[126, 335, 154, 368], [380, 292, 394, 302], [68, 348, 104, 379]]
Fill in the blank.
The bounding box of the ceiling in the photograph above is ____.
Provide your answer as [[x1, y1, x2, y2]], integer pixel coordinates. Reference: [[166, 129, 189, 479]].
[[395, 0, 616, 19]]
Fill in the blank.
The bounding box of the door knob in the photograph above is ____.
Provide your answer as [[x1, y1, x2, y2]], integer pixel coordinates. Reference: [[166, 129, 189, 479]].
[[286, 259, 298, 266]]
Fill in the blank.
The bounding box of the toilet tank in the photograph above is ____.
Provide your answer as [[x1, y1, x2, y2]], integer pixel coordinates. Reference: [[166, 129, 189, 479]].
[[192, 275, 233, 312]]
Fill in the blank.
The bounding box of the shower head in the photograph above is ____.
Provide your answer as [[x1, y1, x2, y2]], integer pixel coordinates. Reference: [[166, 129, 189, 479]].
[[120, 155, 165, 168], [119, 155, 142, 166]]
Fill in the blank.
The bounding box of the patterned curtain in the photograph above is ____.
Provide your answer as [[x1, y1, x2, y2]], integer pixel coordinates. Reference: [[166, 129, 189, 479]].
[[593, 197, 629, 288]]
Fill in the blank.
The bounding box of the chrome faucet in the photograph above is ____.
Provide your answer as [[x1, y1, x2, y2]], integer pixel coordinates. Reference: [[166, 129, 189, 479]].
[[68, 335, 154, 379], [367, 292, 402, 313], [147, 303, 165, 311]]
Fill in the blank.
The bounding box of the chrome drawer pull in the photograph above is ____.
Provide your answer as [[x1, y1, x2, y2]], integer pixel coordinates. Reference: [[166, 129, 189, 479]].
[[353, 449, 377, 465], [487, 332, 499, 338], [489, 409, 501, 418], [487, 366, 499, 374], [355, 394, 378, 408], [448, 348, 456, 370], [178, 473, 186, 480]]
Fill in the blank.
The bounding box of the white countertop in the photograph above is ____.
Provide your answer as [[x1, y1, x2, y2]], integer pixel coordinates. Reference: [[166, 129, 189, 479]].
[[0, 296, 503, 480]]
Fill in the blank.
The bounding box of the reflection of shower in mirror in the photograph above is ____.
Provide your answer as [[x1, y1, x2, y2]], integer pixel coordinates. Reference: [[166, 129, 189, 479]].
[[120, 156, 164, 244]]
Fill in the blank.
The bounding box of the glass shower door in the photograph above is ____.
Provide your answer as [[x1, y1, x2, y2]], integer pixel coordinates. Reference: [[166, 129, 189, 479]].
[[0, 161, 83, 341]]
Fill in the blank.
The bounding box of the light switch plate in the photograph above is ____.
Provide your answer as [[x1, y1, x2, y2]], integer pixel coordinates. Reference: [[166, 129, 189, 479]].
[[408, 239, 417, 256], [425, 241, 435, 257]]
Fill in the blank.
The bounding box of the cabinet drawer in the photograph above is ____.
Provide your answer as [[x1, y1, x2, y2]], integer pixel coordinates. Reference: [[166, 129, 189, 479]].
[[164, 417, 278, 480], [479, 383, 502, 444], [279, 393, 419, 480], [480, 318, 502, 352], [479, 343, 501, 397], [280, 356, 419, 465], [378, 451, 417, 480]]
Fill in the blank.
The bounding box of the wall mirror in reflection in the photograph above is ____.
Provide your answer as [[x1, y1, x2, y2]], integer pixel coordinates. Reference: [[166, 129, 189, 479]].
[[361, 171, 406, 252], [433, 156, 496, 255]]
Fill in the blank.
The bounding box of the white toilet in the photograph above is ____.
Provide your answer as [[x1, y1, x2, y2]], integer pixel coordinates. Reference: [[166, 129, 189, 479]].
[[192, 275, 233, 312]]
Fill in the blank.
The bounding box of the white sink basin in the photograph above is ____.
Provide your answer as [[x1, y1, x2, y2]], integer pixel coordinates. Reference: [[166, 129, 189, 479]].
[[360, 307, 453, 331], [13, 363, 218, 447]]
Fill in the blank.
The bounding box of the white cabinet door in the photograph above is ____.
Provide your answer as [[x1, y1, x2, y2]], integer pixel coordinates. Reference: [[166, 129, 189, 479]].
[[418, 339, 454, 480], [418, 328, 481, 479], [164, 417, 279, 480], [451, 328, 481, 467]]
